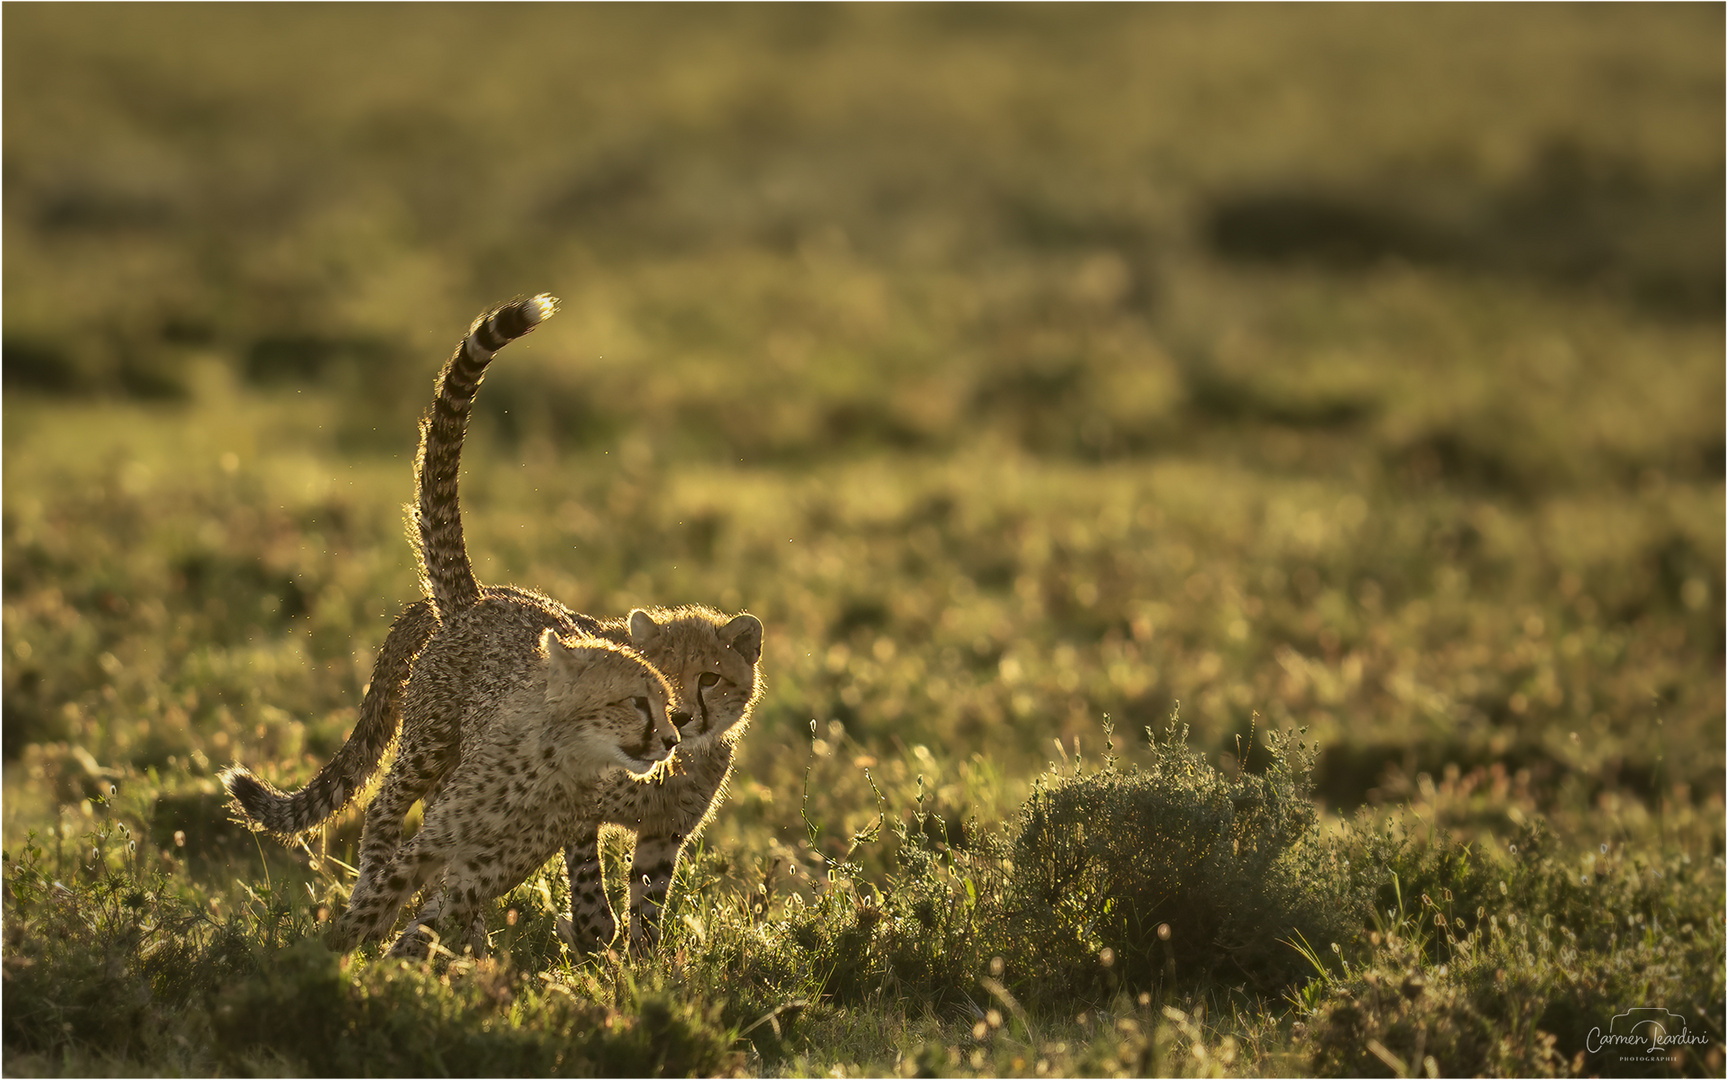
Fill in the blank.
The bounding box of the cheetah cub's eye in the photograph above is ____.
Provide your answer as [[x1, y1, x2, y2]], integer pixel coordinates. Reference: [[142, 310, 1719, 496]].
[[697, 672, 720, 689]]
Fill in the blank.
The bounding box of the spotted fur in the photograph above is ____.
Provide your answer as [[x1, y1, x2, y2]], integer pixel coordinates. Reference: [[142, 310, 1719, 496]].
[[330, 634, 679, 958], [346, 586, 595, 913]]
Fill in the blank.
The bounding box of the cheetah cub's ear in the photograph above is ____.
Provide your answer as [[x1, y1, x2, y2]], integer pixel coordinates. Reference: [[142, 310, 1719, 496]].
[[628, 609, 661, 649], [722, 613, 763, 664], [542, 628, 598, 704]]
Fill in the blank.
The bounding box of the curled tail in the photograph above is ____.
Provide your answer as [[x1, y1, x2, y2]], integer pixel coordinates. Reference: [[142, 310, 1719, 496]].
[[222, 599, 439, 839], [411, 294, 559, 618]]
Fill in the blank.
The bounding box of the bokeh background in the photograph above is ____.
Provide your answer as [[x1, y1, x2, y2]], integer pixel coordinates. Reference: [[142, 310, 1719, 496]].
[[2, 5, 1723, 1073]]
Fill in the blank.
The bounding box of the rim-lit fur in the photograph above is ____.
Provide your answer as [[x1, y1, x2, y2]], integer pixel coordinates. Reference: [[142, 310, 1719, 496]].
[[410, 294, 557, 619]]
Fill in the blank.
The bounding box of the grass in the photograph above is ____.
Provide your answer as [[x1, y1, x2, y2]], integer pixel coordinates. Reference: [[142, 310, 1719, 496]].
[[3, 5, 1723, 1076]]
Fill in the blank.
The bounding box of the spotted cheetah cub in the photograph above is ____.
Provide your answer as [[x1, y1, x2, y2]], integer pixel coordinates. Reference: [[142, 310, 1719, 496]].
[[223, 295, 763, 955], [331, 630, 679, 958]]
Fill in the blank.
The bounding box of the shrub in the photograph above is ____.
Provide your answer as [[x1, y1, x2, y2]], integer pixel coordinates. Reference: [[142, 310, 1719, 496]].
[[752, 721, 1363, 1015], [1002, 722, 1361, 1000]]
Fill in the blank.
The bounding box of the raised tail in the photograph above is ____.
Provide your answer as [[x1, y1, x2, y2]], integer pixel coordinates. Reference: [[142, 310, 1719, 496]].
[[411, 293, 559, 618], [222, 599, 439, 839]]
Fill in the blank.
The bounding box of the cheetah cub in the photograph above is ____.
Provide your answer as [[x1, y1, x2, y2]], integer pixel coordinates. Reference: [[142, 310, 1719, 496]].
[[330, 631, 680, 958], [220, 297, 564, 867], [223, 295, 763, 955]]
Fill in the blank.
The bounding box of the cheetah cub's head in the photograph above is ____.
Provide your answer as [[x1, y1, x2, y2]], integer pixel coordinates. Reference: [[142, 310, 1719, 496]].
[[627, 606, 764, 745], [541, 631, 679, 779]]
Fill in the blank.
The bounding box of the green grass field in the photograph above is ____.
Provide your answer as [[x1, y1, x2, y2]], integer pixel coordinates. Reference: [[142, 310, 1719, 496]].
[[3, 6, 1723, 1076]]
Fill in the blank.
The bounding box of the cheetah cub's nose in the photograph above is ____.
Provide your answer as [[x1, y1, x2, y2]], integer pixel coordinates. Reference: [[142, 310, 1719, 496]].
[[670, 710, 693, 729]]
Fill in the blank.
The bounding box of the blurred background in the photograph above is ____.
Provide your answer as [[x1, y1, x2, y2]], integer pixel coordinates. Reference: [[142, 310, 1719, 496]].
[[3, 5, 1722, 859]]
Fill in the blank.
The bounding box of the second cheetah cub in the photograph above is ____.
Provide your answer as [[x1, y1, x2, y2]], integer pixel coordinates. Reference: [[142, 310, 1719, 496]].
[[330, 630, 680, 959]]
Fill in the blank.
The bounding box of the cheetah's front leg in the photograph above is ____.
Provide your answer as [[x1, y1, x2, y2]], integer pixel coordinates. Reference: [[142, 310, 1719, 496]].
[[330, 834, 445, 952], [626, 830, 686, 954], [559, 821, 617, 952], [345, 741, 457, 926]]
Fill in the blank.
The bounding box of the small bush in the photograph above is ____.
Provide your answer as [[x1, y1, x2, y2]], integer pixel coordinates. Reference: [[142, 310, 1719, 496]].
[[1003, 723, 1361, 999], [754, 722, 1362, 1015]]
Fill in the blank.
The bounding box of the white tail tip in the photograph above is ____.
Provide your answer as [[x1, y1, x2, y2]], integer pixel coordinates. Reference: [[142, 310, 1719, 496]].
[[523, 293, 559, 326]]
